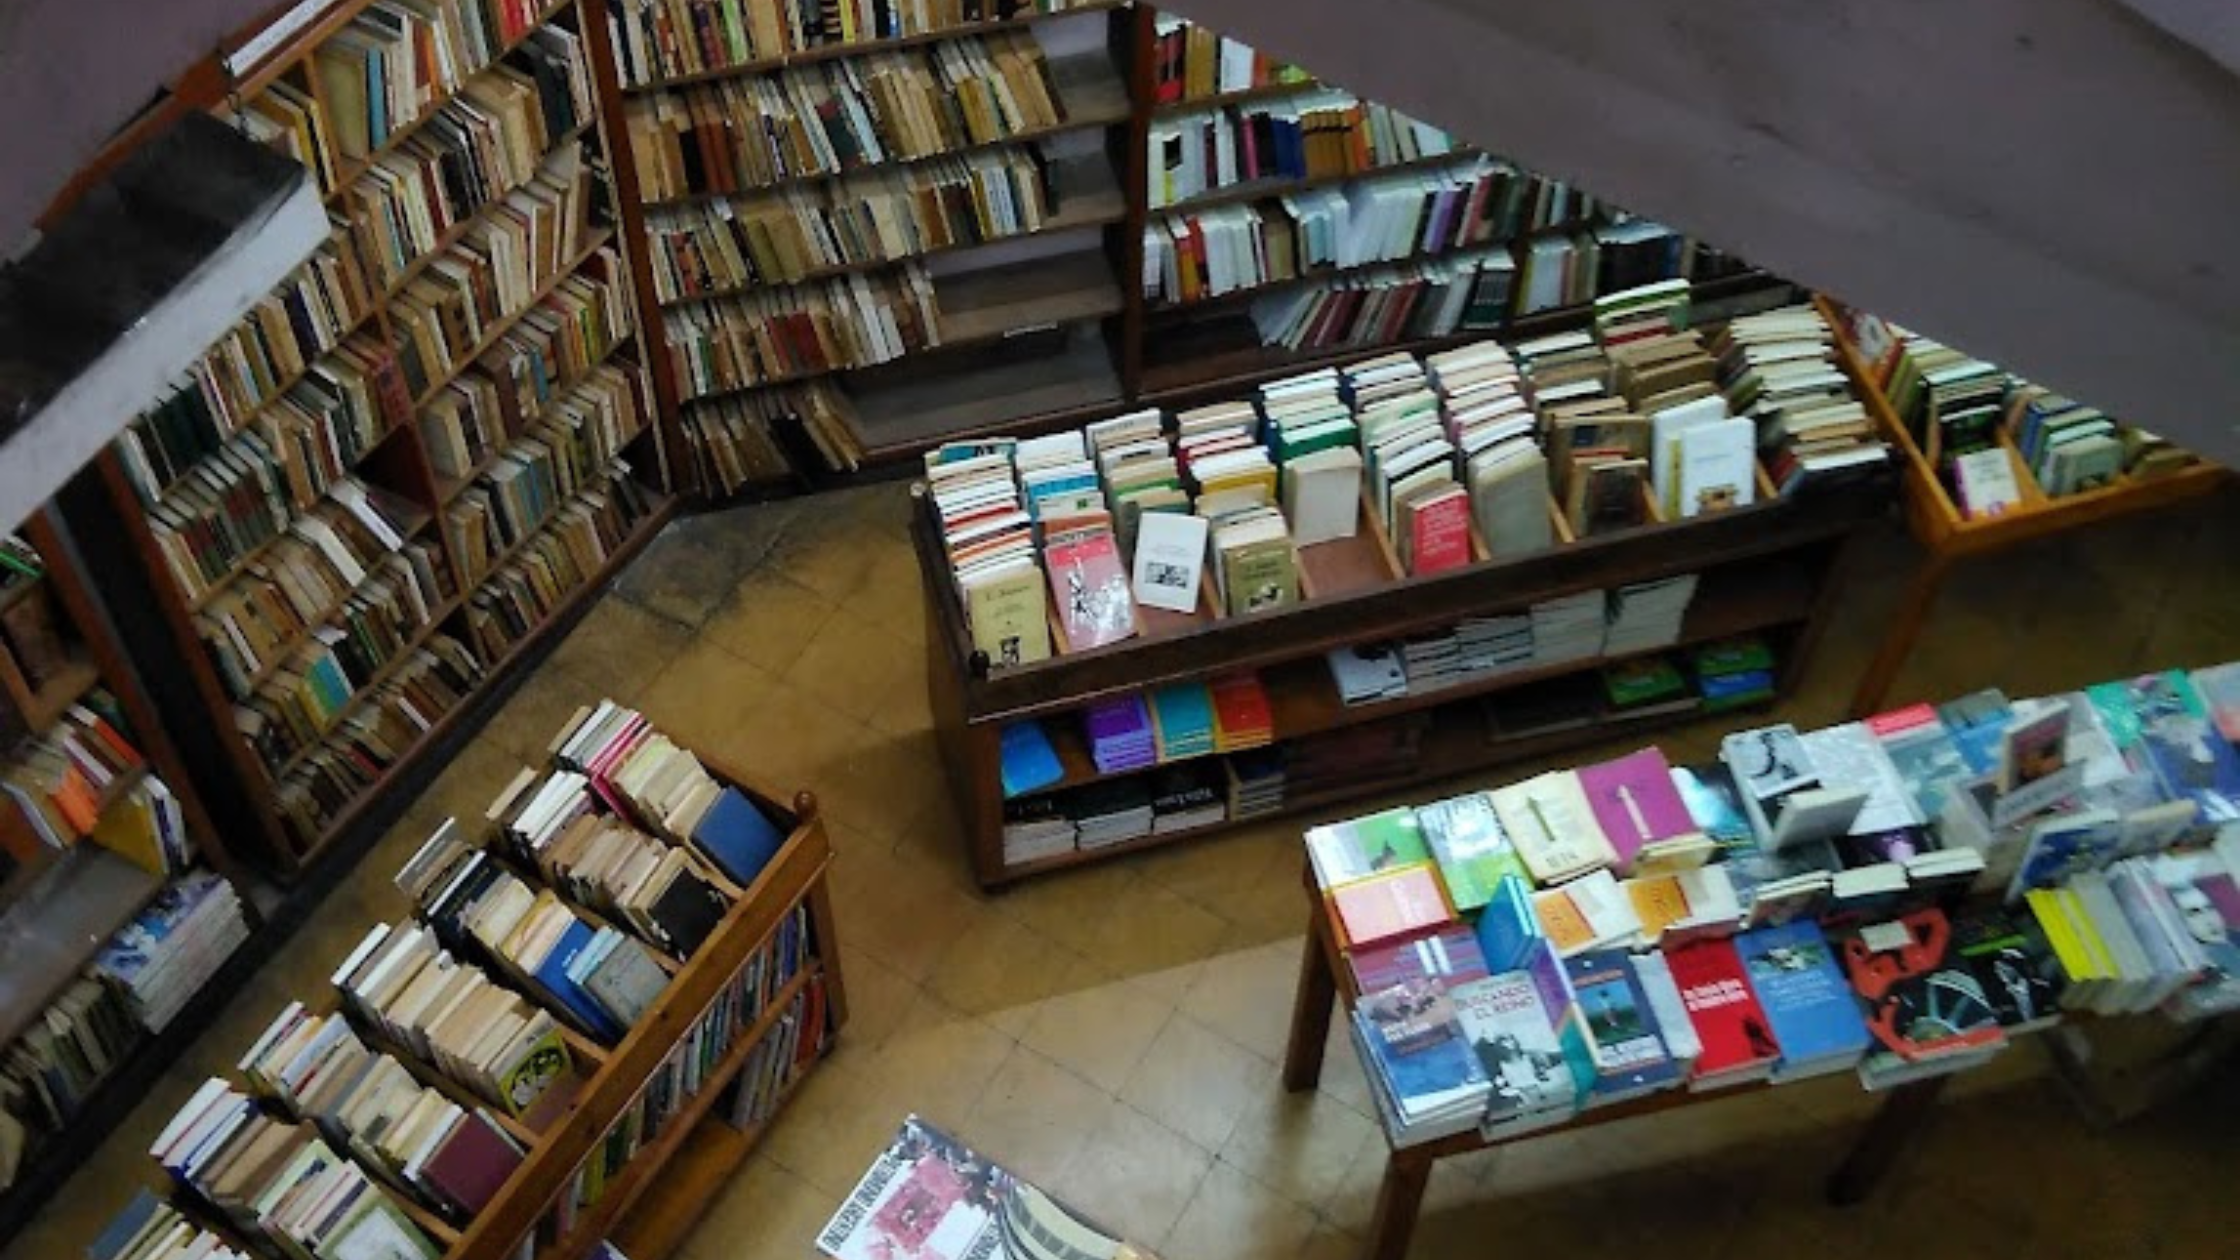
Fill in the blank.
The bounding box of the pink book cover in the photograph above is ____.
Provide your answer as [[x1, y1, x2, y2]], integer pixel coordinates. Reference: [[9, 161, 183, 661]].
[[1864, 703, 1940, 740], [1045, 532, 1136, 651], [1576, 746, 1695, 870], [1406, 488, 1473, 576], [1329, 863, 1454, 950]]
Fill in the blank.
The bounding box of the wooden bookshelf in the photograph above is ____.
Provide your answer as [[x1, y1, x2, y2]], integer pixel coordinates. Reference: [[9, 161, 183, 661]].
[[912, 378, 1884, 887], [1150, 76, 1324, 114], [1147, 147, 1488, 216], [1813, 296, 2233, 717]]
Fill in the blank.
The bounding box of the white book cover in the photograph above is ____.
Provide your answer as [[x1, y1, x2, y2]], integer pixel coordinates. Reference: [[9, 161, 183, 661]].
[[1128, 512, 1209, 613], [1676, 415, 1759, 518]]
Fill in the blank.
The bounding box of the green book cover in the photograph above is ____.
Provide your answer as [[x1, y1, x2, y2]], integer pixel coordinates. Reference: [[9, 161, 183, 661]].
[[1221, 539, 1297, 614], [1416, 792, 1526, 912]]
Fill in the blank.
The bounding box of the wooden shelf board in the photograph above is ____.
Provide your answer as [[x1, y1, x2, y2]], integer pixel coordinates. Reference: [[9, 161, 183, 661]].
[[933, 248, 1124, 344], [293, 492, 678, 864], [654, 152, 1126, 306], [599, 1046, 825, 1260], [641, 52, 1133, 209], [0, 844, 165, 1045], [432, 335, 643, 506], [221, 508, 440, 702], [1151, 149, 1485, 217], [1147, 241, 1510, 318], [621, 1, 1129, 93], [183, 422, 417, 613], [992, 699, 1765, 885], [841, 334, 1124, 459], [8, 654, 102, 732]]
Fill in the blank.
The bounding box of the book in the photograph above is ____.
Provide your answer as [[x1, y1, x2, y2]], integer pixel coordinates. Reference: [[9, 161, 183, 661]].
[[1328, 864, 1453, 949], [1448, 972, 1578, 1127], [1350, 927, 1491, 993], [1996, 700, 2071, 794], [1841, 909, 2009, 1064], [1665, 938, 1781, 1086], [1575, 747, 1697, 873], [1129, 511, 1209, 614], [1472, 874, 1544, 973], [690, 786, 785, 885], [1949, 909, 2065, 1033], [1046, 530, 1136, 650], [1304, 806, 1428, 888], [1487, 770, 1619, 885], [1414, 791, 1525, 911], [1353, 983, 1491, 1143], [1560, 949, 1681, 1102], [1733, 919, 1871, 1079]]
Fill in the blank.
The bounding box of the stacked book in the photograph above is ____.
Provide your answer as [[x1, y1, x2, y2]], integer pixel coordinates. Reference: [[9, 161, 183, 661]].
[[1601, 574, 1700, 656], [1529, 589, 1608, 666], [1070, 780, 1156, 849], [1149, 764, 1228, 834], [609, 1, 1094, 86], [1328, 643, 1408, 704], [2, 698, 148, 851], [1150, 14, 1310, 103], [1002, 797, 1077, 866], [1148, 683, 1216, 762], [1719, 304, 1890, 497], [1694, 638, 1776, 712], [1209, 672, 1276, 750], [663, 263, 943, 399], [1083, 693, 1156, 774], [1226, 749, 1287, 819], [92, 871, 249, 1032]]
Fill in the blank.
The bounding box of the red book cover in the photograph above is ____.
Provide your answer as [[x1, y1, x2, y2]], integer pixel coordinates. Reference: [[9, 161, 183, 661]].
[[1208, 672, 1272, 745], [1328, 863, 1454, 951], [1665, 938, 1781, 1080], [1044, 531, 1135, 651], [1405, 487, 1472, 576], [421, 1111, 526, 1215]]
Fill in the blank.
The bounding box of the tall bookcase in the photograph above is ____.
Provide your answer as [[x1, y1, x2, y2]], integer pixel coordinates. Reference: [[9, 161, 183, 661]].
[[0, 509, 265, 1238], [602, 1, 1776, 492], [69, 0, 683, 878]]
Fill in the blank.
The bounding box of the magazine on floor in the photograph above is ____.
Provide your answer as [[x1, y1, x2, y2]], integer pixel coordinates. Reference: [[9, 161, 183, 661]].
[[816, 1115, 1161, 1260]]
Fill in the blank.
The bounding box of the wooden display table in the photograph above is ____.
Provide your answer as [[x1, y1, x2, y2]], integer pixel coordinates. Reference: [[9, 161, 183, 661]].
[[1816, 297, 2231, 718], [1279, 857, 1943, 1260]]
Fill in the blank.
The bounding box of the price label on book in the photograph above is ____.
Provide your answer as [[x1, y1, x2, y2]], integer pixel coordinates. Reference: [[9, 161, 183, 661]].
[[1003, 322, 1060, 339]]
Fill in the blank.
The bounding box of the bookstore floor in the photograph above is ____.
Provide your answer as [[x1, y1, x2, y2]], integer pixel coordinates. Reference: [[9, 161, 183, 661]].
[[16, 482, 2240, 1260]]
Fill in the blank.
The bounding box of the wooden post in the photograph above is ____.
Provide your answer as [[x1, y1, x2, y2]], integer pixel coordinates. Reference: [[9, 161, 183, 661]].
[[1283, 867, 1337, 1092], [1360, 1151, 1433, 1260], [1826, 1075, 1949, 1206]]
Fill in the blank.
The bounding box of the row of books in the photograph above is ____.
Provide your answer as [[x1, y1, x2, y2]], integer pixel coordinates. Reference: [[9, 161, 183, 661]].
[[992, 672, 1273, 798], [117, 236, 378, 503], [664, 263, 941, 399], [683, 384, 833, 493], [1511, 220, 1749, 317], [1142, 158, 1521, 306], [1147, 90, 1462, 210], [461, 467, 662, 664], [0, 537, 66, 700], [343, 27, 594, 288], [144, 352, 407, 604], [622, 31, 1070, 202], [1317, 665, 2240, 1140], [421, 283, 642, 488], [388, 212, 614, 410], [1, 697, 149, 854], [1149, 13, 1308, 104], [273, 636, 487, 852], [89, 1192, 256, 1260], [645, 146, 1063, 299], [1845, 312, 2197, 516], [192, 483, 440, 701], [1247, 250, 1514, 352], [308, 0, 569, 164], [608, 0, 1092, 87], [1000, 759, 1244, 863]]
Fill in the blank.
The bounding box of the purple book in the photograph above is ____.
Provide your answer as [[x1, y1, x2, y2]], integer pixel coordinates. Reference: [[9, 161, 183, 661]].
[[1086, 694, 1156, 773], [1576, 747, 1697, 870]]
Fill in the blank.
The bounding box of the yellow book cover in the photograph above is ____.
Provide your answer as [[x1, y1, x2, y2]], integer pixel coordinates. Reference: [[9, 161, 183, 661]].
[[1624, 874, 1690, 941], [1531, 887, 1598, 956]]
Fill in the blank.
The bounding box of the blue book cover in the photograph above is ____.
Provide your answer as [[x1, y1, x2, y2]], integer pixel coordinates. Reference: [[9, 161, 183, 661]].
[[999, 721, 1064, 799], [1560, 950, 1680, 1095], [2127, 672, 2240, 820], [2005, 810, 2124, 900], [1733, 920, 1870, 1069], [95, 872, 229, 983], [89, 1189, 164, 1260], [1939, 689, 2014, 775], [1354, 981, 1486, 1113], [533, 918, 628, 1043], [691, 786, 785, 886], [1472, 874, 1543, 973]]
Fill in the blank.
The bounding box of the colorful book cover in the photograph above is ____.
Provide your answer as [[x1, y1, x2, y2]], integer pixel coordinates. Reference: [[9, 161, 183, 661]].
[[1045, 531, 1136, 650], [2123, 672, 2240, 819], [1733, 919, 1871, 1071], [1665, 938, 1782, 1080], [1996, 700, 2072, 794], [1950, 908, 2067, 1031], [1448, 972, 1577, 1122], [2189, 662, 2240, 745], [1560, 949, 1680, 1094], [1670, 761, 1753, 850], [2006, 809, 2123, 901], [1839, 909, 2008, 1062], [1472, 874, 1543, 973], [1405, 487, 1473, 576], [1415, 791, 1526, 911], [1305, 806, 1430, 889], [1868, 703, 1974, 822], [1355, 980, 1487, 1111], [1576, 747, 1696, 871], [1328, 864, 1453, 950], [1350, 927, 1491, 994], [1937, 688, 2014, 775]]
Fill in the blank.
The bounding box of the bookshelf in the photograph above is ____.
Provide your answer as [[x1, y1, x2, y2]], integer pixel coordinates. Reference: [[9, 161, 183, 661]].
[[60, 0, 684, 878], [87, 728, 845, 1260], [1811, 296, 2231, 717], [912, 355, 1887, 886], [0, 508, 263, 1239]]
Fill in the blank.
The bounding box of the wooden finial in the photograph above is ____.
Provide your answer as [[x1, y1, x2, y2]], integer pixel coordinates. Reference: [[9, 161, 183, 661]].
[[793, 790, 819, 821]]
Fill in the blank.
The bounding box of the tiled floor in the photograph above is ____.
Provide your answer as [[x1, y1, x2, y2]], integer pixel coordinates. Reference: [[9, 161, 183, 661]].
[[12, 482, 2240, 1260]]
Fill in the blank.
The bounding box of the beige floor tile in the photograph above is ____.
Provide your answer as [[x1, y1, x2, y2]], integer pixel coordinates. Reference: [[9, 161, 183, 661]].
[[1180, 938, 1304, 1065], [543, 595, 695, 699], [1119, 1011, 1279, 1152], [1160, 1159, 1320, 1260], [922, 908, 1083, 1030], [790, 614, 922, 727], [828, 947, 919, 1056], [856, 988, 1016, 1122], [827, 836, 983, 983], [1047, 1103, 1217, 1247], [995, 859, 1139, 959], [758, 1055, 916, 1197], [633, 636, 785, 769], [1217, 1079, 1384, 1211], [698, 568, 840, 678], [815, 725, 953, 851], [612, 527, 751, 628], [680, 1153, 840, 1260], [961, 1046, 1116, 1188], [1083, 881, 1232, 982], [1017, 958, 1175, 1093]]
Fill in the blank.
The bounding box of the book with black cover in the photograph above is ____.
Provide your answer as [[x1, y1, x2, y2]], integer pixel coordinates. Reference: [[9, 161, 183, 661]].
[[648, 874, 726, 958]]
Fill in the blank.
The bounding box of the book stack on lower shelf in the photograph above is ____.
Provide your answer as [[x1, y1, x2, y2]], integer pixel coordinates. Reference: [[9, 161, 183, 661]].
[[94, 702, 846, 1260], [1314, 657, 2240, 1153]]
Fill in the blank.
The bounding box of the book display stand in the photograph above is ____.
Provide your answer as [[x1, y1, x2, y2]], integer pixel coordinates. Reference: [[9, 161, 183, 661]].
[[1280, 859, 1943, 1260], [914, 369, 1888, 887], [1814, 297, 2229, 718]]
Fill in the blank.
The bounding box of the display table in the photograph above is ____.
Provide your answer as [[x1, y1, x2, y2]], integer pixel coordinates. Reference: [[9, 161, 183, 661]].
[[1279, 856, 1945, 1260]]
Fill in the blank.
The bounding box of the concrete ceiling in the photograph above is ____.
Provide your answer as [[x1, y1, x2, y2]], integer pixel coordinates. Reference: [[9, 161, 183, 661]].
[[5, 0, 2237, 462]]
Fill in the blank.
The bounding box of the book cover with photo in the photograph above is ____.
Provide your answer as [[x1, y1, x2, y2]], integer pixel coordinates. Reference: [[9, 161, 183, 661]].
[[818, 1115, 1160, 1260]]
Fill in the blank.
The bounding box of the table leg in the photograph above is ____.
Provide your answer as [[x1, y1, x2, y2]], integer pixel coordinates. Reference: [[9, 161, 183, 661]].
[[1360, 1152, 1431, 1260], [1848, 552, 1951, 719], [1826, 1075, 1949, 1205], [1283, 904, 1337, 1092]]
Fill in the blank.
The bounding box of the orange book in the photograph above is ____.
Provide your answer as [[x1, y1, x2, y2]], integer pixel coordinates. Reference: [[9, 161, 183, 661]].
[[1327, 863, 1452, 950], [50, 763, 101, 836], [1531, 886, 1598, 955], [1625, 875, 1692, 941]]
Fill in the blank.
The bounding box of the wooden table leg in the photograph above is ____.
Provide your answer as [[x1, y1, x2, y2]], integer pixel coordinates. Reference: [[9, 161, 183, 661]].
[[1826, 1075, 1949, 1205], [1360, 1150, 1431, 1260], [1283, 899, 1338, 1092], [1848, 551, 1951, 719]]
